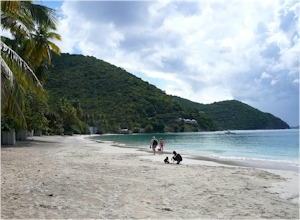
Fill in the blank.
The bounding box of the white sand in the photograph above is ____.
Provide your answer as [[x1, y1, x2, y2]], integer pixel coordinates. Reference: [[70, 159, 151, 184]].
[[1, 135, 299, 219]]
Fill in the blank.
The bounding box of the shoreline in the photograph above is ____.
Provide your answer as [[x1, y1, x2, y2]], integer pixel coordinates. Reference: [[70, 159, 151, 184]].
[[89, 135, 300, 205], [1, 135, 299, 219], [89, 136, 299, 173]]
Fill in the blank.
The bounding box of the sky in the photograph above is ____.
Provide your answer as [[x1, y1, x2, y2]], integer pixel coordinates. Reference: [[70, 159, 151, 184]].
[[35, 0, 299, 126]]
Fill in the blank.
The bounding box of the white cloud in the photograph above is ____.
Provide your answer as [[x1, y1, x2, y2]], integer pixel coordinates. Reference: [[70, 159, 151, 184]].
[[271, 79, 279, 86], [45, 0, 298, 126], [262, 72, 272, 79]]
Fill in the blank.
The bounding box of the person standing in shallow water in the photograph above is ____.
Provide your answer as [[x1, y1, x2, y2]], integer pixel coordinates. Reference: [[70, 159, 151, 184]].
[[159, 138, 165, 153], [150, 136, 158, 155]]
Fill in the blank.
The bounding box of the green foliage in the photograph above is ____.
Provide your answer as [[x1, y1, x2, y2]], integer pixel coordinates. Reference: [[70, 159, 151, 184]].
[[1, 115, 16, 132], [44, 54, 289, 133], [45, 111, 64, 134], [53, 97, 88, 135], [44, 53, 216, 132], [24, 92, 49, 131], [173, 97, 290, 130], [1, 1, 61, 132]]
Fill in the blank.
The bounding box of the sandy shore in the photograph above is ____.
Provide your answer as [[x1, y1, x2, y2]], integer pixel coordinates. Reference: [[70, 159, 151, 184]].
[[1, 135, 299, 219]]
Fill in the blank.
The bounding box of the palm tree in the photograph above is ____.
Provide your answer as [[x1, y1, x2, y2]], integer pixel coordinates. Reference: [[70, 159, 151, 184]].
[[57, 98, 82, 134], [1, 40, 42, 127], [28, 23, 61, 69], [1, 1, 61, 129]]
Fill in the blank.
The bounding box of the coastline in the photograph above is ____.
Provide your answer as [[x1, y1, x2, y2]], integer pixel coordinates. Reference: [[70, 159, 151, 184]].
[[93, 137, 299, 173], [88, 130, 299, 173], [1, 135, 299, 219]]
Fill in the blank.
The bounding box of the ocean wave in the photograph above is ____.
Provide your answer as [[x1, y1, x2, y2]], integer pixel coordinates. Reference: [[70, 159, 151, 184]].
[[179, 150, 299, 167], [216, 156, 299, 166]]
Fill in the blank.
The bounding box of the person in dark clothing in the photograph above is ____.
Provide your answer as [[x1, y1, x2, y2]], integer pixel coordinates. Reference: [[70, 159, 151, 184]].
[[164, 156, 169, 164], [150, 136, 158, 155], [172, 151, 182, 164]]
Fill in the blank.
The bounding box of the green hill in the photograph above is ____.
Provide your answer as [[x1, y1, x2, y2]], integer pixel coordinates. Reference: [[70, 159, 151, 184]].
[[44, 53, 289, 133], [44, 53, 216, 133], [173, 96, 290, 130]]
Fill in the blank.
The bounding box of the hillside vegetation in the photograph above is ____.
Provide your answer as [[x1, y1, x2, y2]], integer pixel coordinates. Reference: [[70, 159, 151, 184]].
[[44, 53, 289, 133], [173, 96, 290, 130], [45, 54, 216, 133]]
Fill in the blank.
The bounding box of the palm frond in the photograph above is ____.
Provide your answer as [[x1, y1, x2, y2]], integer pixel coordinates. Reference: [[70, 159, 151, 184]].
[[48, 41, 61, 55], [0, 41, 43, 89], [20, 2, 59, 26], [1, 55, 14, 84]]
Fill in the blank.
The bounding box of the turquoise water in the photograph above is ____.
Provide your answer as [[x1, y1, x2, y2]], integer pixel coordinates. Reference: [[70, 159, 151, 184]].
[[88, 129, 299, 170]]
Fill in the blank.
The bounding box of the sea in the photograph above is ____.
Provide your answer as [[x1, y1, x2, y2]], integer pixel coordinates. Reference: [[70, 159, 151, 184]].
[[88, 129, 299, 172]]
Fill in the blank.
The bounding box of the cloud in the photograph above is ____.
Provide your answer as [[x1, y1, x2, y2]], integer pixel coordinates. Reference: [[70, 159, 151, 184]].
[[49, 0, 299, 126]]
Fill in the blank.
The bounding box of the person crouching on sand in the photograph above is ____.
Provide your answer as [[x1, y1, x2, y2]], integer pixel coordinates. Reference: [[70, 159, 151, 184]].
[[150, 136, 158, 155], [172, 151, 182, 164], [164, 156, 169, 164]]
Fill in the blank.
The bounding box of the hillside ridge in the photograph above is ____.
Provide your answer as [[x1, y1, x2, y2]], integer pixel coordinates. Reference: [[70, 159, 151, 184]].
[[44, 53, 289, 133]]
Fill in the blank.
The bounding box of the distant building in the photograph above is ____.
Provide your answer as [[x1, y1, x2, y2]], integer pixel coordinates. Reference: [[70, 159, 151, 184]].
[[190, 119, 197, 123], [175, 118, 182, 122], [119, 129, 132, 134], [176, 118, 198, 124], [90, 127, 97, 134], [184, 119, 197, 124]]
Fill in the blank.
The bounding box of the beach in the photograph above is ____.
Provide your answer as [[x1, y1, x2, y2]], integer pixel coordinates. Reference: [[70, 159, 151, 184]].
[[1, 135, 299, 219]]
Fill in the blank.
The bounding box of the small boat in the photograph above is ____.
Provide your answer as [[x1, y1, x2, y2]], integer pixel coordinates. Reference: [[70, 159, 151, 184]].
[[224, 130, 236, 134]]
